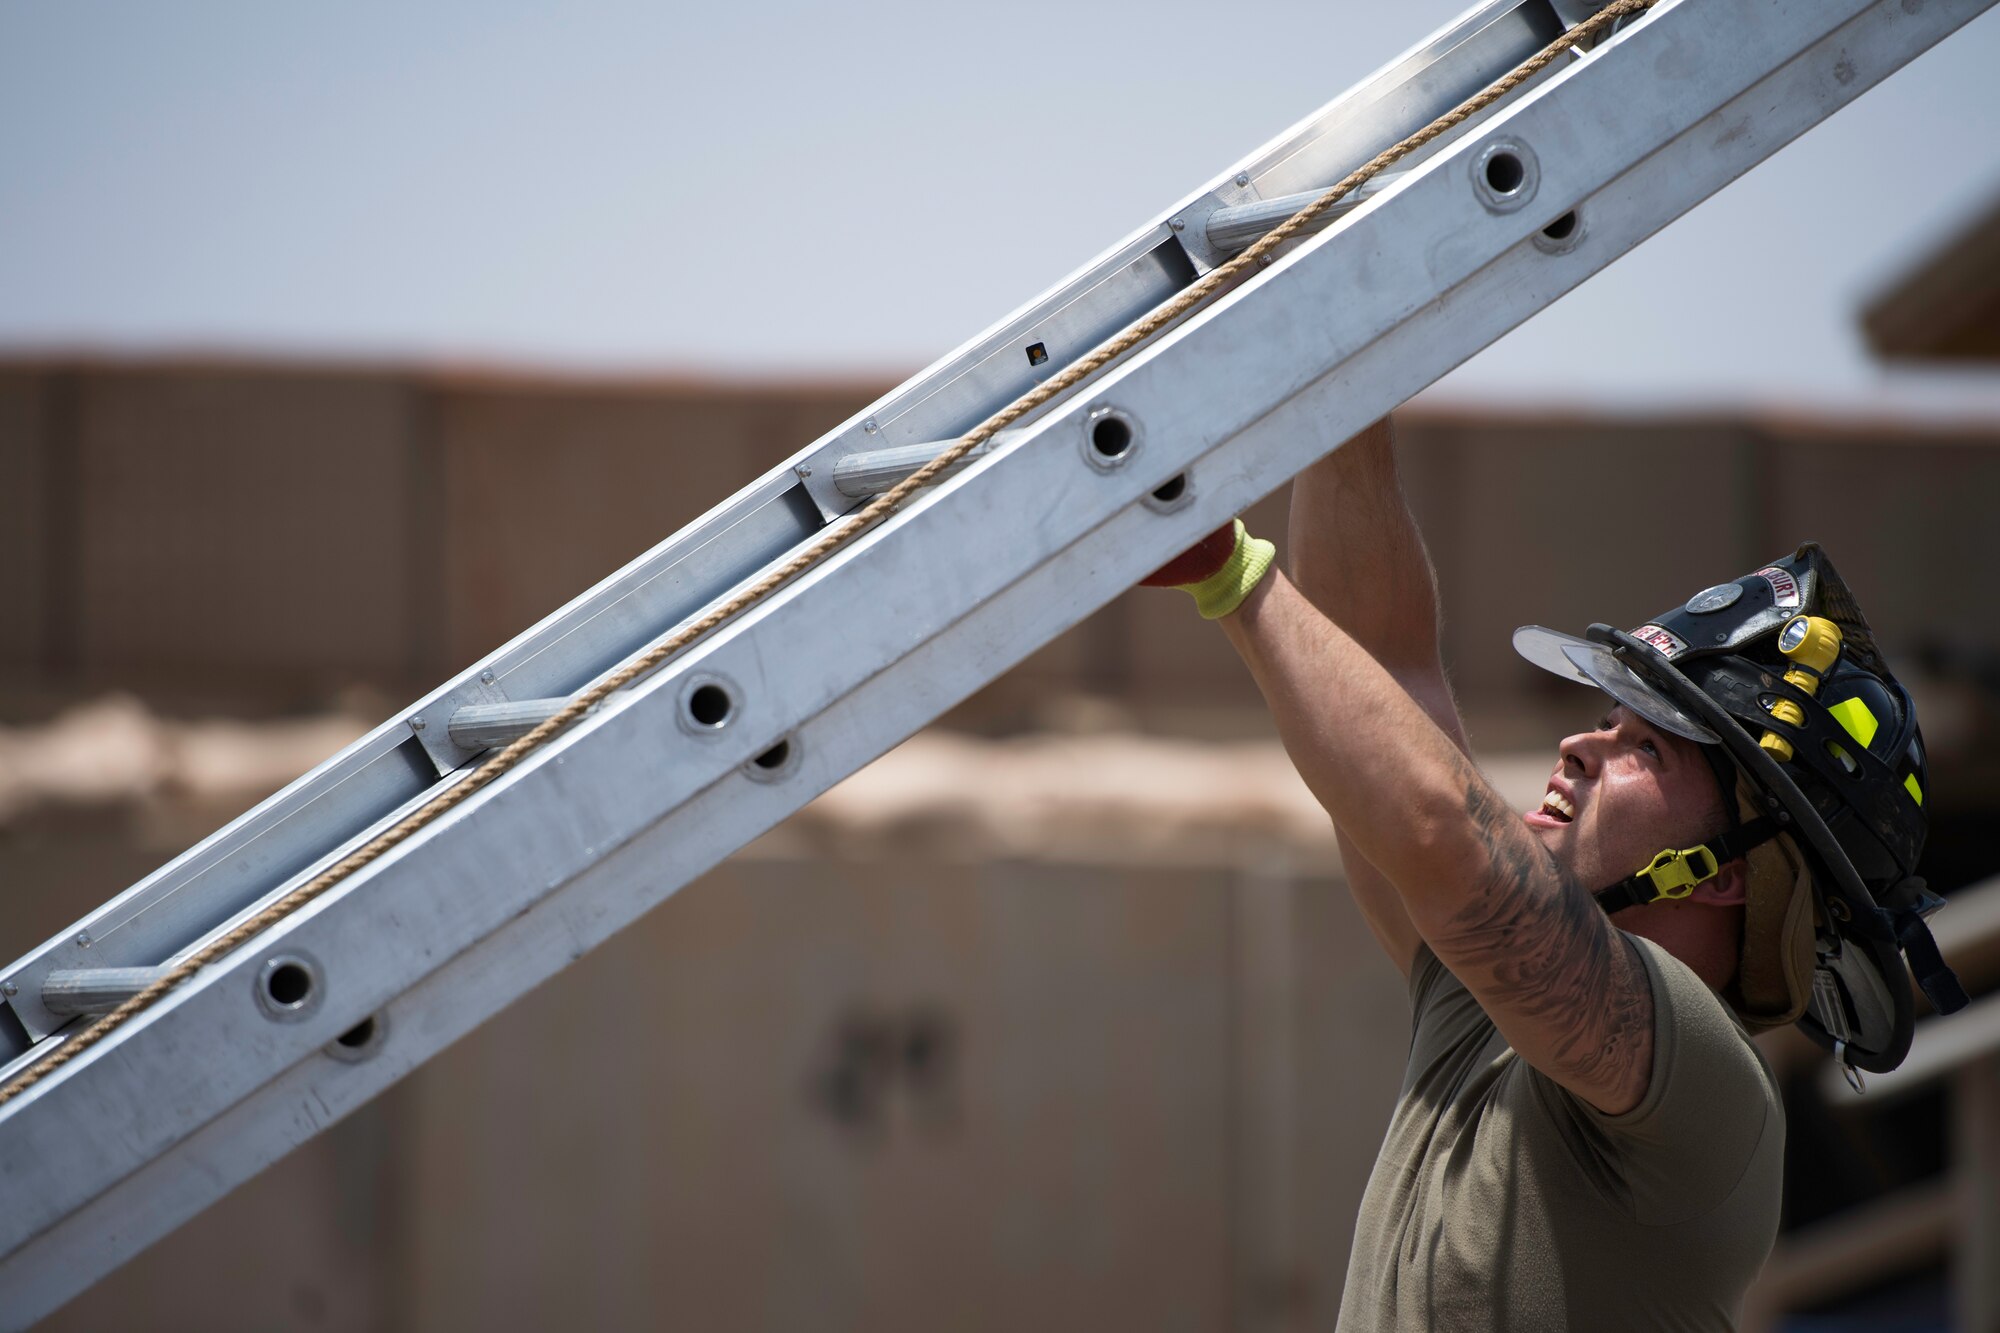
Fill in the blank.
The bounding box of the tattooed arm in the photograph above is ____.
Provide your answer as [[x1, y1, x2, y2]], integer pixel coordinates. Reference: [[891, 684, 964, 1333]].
[[1220, 572, 1655, 1115], [1289, 418, 1464, 979]]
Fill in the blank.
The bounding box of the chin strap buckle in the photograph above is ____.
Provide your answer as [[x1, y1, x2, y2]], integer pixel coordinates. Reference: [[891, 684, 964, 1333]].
[[1636, 844, 1723, 901], [1595, 819, 1780, 917]]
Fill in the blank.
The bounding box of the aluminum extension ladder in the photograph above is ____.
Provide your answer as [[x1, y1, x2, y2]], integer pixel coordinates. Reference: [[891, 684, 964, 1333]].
[[1, 0, 1990, 1322]]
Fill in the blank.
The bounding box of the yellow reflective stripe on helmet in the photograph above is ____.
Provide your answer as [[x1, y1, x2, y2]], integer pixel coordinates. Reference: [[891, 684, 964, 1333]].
[[1828, 696, 1880, 748], [1905, 773, 1924, 805]]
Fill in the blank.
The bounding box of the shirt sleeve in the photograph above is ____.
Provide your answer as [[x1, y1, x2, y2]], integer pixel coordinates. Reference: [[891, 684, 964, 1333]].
[[1576, 934, 1781, 1226], [1405, 943, 1509, 1097]]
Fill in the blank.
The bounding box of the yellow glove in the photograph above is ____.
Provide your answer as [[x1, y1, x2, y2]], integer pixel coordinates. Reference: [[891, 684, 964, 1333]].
[[1138, 518, 1276, 620]]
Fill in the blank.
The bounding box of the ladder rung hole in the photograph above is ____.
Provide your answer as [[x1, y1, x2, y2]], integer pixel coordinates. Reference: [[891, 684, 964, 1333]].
[[1150, 474, 1187, 504], [1484, 151, 1525, 195], [753, 739, 791, 770], [1025, 342, 1048, 367], [1542, 211, 1578, 241], [265, 962, 312, 1008], [687, 683, 733, 728], [326, 1009, 389, 1062], [1090, 415, 1134, 459]]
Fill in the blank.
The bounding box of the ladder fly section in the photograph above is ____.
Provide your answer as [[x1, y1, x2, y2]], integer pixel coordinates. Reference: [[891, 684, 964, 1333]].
[[1, 0, 1991, 1322], [0, 0, 1579, 1060]]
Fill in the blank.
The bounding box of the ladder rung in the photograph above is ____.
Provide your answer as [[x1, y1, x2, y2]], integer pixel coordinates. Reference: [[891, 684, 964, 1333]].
[[832, 430, 1021, 499], [1202, 172, 1409, 255], [42, 968, 170, 1018], [447, 698, 570, 752]]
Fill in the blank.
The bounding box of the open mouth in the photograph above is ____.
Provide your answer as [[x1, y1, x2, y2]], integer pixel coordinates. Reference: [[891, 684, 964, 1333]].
[[1538, 790, 1575, 823]]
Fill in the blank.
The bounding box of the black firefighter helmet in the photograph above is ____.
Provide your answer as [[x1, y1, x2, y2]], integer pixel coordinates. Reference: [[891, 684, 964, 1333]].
[[1513, 543, 1966, 1074]]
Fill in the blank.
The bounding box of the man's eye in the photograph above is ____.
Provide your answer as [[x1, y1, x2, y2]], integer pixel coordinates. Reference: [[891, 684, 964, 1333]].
[[1640, 740, 1659, 758]]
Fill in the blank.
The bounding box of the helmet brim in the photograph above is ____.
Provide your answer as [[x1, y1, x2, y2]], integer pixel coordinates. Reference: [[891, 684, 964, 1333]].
[[1512, 626, 1720, 743]]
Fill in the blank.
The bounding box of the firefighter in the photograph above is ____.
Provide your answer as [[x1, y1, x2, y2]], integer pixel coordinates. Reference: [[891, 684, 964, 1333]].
[[1145, 416, 1963, 1330]]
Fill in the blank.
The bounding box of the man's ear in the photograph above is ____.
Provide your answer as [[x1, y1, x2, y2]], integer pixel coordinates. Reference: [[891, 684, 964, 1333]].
[[1691, 858, 1748, 907]]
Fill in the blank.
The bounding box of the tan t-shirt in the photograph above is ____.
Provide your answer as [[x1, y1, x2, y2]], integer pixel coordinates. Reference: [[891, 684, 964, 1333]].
[[1338, 935, 1783, 1332]]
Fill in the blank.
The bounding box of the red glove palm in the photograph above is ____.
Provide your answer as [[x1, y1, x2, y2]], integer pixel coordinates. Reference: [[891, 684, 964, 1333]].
[[1139, 522, 1238, 587]]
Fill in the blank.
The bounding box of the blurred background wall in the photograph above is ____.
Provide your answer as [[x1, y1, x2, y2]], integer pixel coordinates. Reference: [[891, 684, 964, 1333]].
[[4, 335, 2000, 1331]]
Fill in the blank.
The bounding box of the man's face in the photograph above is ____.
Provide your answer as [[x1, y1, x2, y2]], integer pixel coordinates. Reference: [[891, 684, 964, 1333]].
[[1524, 703, 1729, 891]]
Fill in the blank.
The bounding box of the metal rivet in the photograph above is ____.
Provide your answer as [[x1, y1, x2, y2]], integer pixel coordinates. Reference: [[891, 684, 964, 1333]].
[[409, 716, 427, 732], [1234, 172, 1250, 187], [1169, 216, 1186, 232], [796, 464, 813, 478], [479, 669, 496, 685], [1, 981, 17, 998], [76, 932, 92, 948], [863, 417, 879, 434]]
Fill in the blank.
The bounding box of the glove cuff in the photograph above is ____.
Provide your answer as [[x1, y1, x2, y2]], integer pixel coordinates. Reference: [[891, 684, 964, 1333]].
[[1178, 519, 1276, 620]]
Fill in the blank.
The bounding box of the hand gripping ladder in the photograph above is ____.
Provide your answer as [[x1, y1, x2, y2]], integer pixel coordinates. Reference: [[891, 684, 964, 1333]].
[[1, 0, 1991, 1322]]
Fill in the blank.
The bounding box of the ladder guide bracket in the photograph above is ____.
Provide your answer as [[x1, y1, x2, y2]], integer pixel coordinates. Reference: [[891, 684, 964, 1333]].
[[411, 670, 511, 777]]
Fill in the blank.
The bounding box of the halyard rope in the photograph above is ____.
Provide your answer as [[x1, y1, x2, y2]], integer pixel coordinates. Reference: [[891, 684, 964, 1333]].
[[0, 0, 1656, 1108]]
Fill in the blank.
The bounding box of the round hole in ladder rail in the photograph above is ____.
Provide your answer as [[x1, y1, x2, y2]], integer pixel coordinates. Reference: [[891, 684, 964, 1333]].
[[744, 732, 802, 782], [1083, 407, 1141, 472], [1472, 140, 1539, 215], [688, 684, 732, 727], [1092, 416, 1132, 459], [678, 674, 741, 737], [256, 953, 324, 1022], [268, 964, 311, 1006], [326, 1010, 389, 1063], [1533, 207, 1586, 256], [1142, 469, 1195, 516]]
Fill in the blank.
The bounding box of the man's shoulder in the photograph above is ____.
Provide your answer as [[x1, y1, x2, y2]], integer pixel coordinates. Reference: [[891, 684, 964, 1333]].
[[1567, 935, 1782, 1225]]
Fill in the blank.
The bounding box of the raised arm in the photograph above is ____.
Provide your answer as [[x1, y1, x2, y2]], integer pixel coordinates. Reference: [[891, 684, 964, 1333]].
[[1215, 416, 1652, 1115], [1286, 418, 1466, 978]]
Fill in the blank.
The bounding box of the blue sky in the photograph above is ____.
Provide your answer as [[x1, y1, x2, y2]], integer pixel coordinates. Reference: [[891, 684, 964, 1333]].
[[4, 0, 1999, 412]]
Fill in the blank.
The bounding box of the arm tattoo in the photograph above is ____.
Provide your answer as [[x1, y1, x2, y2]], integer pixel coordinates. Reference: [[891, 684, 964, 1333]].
[[1436, 773, 1653, 1098]]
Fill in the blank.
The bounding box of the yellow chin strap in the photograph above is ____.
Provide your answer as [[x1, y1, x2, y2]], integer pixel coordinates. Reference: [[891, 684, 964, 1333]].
[[1632, 844, 1722, 901], [1593, 818, 1780, 915]]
